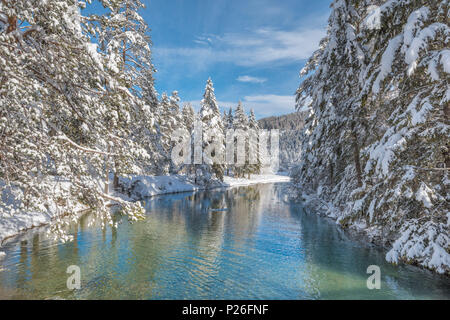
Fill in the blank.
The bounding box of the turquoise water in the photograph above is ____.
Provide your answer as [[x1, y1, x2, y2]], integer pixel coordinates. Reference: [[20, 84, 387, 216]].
[[0, 183, 449, 299]]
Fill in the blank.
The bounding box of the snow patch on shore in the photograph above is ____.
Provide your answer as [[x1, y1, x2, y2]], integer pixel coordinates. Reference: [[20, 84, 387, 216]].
[[120, 173, 290, 200], [0, 210, 54, 245], [223, 174, 290, 187], [0, 178, 87, 245], [119, 175, 202, 200], [1, 174, 290, 247]]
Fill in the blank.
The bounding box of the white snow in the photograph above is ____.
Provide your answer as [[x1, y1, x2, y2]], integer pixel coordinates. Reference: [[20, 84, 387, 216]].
[[119, 175, 201, 200], [0, 178, 88, 246], [368, 199, 376, 223], [223, 174, 290, 187], [365, 127, 407, 176], [406, 97, 433, 126], [0, 209, 55, 245], [428, 56, 440, 81], [441, 49, 450, 73], [363, 5, 381, 31], [85, 42, 103, 71], [1, 174, 290, 248], [404, 22, 449, 76], [373, 34, 403, 94], [387, 219, 450, 274], [415, 182, 433, 208], [402, 7, 430, 49], [121, 173, 290, 200]]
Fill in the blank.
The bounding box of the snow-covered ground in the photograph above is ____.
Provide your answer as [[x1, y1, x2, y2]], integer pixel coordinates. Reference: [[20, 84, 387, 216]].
[[118, 175, 201, 200], [0, 173, 290, 253], [0, 210, 56, 246]]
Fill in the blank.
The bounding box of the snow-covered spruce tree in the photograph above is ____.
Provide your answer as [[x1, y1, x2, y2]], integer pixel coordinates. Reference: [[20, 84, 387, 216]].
[[223, 107, 234, 176], [0, 0, 144, 241], [87, 0, 160, 183], [198, 78, 225, 183], [168, 91, 185, 173], [248, 109, 262, 175], [232, 102, 250, 178], [182, 102, 195, 133], [293, 0, 449, 274], [154, 93, 174, 174], [357, 0, 450, 273], [90, 0, 156, 96], [293, 0, 366, 206], [222, 111, 228, 127]]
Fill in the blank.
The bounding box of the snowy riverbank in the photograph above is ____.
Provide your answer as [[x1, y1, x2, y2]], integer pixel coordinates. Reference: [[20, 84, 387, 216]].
[[0, 178, 89, 247], [0, 174, 290, 251]]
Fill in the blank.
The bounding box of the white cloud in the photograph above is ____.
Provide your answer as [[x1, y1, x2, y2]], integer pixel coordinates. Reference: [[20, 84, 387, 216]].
[[237, 75, 267, 83], [154, 27, 326, 68]]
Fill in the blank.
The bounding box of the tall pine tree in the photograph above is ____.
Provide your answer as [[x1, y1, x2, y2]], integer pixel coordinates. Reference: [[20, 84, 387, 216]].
[[199, 78, 225, 182]]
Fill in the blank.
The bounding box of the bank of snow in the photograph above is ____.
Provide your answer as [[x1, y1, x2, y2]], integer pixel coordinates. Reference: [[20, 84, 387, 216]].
[[119, 173, 290, 200], [118, 175, 202, 200], [223, 173, 290, 187], [0, 179, 89, 246]]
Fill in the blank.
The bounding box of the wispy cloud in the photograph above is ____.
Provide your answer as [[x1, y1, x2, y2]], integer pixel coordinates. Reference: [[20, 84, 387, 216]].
[[193, 35, 215, 46], [237, 75, 267, 83], [154, 27, 326, 68]]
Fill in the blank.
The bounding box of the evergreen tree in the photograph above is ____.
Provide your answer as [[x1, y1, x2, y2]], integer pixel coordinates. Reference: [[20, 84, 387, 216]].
[[293, 0, 450, 274], [258, 112, 306, 172], [88, 0, 160, 186], [224, 107, 234, 175], [182, 103, 195, 133], [157, 92, 183, 174], [248, 109, 262, 175], [226, 107, 234, 130], [222, 111, 228, 128], [360, 0, 449, 273], [168, 91, 185, 173]]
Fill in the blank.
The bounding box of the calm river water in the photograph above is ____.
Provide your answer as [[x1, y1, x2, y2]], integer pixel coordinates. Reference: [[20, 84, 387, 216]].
[[0, 183, 449, 299]]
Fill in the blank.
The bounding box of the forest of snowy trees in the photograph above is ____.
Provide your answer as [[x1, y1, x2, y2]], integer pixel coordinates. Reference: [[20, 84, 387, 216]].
[[292, 0, 449, 274], [259, 112, 306, 171], [0, 0, 163, 238]]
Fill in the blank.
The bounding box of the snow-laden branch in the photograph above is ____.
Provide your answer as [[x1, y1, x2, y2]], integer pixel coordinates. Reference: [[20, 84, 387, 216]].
[[53, 135, 116, 156]]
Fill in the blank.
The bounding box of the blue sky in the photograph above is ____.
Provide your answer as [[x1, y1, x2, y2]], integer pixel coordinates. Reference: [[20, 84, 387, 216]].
[[93, 0, 332, 119]]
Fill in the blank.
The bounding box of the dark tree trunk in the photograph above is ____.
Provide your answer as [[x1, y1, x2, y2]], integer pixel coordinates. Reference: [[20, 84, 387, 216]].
[[113, 172, 119, 190], [6, 15, 17, 34], [352, 131, 362, 187]]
